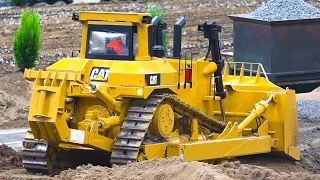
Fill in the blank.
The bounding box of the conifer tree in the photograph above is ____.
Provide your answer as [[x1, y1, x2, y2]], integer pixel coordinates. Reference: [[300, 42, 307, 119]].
[[13, 9, 41, 71]]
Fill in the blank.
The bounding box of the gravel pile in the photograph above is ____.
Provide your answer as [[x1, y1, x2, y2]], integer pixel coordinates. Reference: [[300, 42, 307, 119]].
[[248, 0, 320, 21], [297, 100, 320, 119]]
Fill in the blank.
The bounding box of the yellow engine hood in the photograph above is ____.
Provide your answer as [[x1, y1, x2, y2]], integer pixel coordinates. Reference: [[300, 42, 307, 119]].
[[46, 58, 177, 87]]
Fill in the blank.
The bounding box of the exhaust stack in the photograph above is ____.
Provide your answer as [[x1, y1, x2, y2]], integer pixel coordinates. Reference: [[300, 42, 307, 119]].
[[173, 16, 186, 59]]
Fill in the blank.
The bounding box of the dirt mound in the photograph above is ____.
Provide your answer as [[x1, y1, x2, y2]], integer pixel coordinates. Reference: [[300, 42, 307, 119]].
[[237, 155, 307, 174], [0, 72, 32, 100], [0, 144, 22, 170], [0, 64, 32, 129], [56, 158, 230, 180], [298, 117, 320, 174], [216, 161, 320, 180], [0, 90, 29, 129], [1, 157, 319, 180], [55, 158, 231, 180], [0, 63, 16, 77], [55, 158, 320, 180]]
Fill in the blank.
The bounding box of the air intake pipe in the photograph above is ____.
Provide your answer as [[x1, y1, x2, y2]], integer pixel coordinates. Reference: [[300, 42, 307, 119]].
[[173, 16, 186, 59], [151, 16, 167, 58]]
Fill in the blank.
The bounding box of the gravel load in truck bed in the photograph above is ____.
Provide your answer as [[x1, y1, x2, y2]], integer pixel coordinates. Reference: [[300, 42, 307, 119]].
[[297, 100, 320, 119], [248, 0, 320, 21]]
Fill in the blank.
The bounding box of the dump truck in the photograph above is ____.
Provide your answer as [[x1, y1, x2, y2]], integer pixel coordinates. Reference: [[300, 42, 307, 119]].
[[21, 11, 300, 174], [5, 0, 73, 7]]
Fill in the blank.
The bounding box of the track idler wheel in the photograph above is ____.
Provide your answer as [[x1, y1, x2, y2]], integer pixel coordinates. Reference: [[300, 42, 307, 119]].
[[149, 104, 175, 137]]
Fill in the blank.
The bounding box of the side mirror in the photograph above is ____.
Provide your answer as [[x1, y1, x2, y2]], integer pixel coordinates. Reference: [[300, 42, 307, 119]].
[[72, 12, 79, 21]]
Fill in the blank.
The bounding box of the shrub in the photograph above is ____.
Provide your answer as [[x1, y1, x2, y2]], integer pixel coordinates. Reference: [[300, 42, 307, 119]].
[[13, 9, 41, 71], [147, 3, 168, 55]]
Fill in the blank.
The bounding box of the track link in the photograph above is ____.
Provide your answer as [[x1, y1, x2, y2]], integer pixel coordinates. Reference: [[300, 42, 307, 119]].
[[21, 139, 52, 173], [110, 93, 226, 165], [110, 94, 163, 165], [163, 94, 226, 133]]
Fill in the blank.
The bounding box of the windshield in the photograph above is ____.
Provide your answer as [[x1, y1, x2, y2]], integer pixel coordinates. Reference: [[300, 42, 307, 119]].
[[88, 31, 129, 56], [85, 25, 134, 60]]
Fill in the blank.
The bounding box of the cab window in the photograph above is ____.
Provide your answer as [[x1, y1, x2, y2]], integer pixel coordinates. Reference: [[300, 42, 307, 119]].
[[86, 25, 134, 60]]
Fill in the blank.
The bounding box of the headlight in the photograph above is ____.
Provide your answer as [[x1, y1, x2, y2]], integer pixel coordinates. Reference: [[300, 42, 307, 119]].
[[136, 88, 143, 96]]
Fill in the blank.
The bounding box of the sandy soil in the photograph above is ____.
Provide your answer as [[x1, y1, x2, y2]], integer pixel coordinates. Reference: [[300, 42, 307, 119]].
[[55, 158, 320, 180], [1, 157, 319, 180], [0, 63, 31, 129], [0, 0, 320, 179]]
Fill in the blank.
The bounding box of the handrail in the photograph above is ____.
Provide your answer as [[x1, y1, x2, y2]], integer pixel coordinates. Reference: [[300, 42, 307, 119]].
[[224, 62, 270, 81]]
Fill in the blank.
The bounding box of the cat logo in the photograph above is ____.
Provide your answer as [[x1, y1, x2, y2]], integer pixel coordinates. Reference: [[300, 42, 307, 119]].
[[145, 74, 160, 86], [90, 67, 110, 82], [149, 75, 158, 85]]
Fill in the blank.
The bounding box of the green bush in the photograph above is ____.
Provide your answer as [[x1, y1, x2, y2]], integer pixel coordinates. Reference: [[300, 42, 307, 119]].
[[13, 9, 41, 71], [11, 0, 26, 6], [147, 3, 168, 55]]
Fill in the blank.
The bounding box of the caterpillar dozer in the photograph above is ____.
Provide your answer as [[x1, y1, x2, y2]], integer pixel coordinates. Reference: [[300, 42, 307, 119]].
[[21, 11, 300, 174]]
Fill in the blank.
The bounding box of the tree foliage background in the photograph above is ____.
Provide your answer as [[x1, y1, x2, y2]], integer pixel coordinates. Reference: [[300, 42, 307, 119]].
[[13, 9, 41, 71]]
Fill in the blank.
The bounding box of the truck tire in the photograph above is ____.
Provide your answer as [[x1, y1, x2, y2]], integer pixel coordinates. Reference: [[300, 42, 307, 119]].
[[54, 1, 67, 5], [32, 2, 49, 6]]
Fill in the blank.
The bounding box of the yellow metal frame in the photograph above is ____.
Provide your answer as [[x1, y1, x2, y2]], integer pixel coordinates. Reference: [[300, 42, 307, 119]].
[[167, 136, 272, 161], [78, 11, 152, 61], [78, 11, 151, 23], [23, 11, 300, 165]]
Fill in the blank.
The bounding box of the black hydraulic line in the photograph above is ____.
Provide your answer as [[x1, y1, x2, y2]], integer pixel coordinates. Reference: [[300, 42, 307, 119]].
[[190, 53, 194, 88], [184, 53, 187, 89], [178, 56, 181, 89], [204, 41, 211, 61], [198, 21, 227, 122], [198, 21, 226, 100]]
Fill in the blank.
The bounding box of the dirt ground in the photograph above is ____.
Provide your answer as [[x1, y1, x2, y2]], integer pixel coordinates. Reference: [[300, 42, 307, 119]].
[[1, 0, 320, 179], [0, 144, 22, 171], [0, 63, 31, 129], [0, 156, 320, 180]]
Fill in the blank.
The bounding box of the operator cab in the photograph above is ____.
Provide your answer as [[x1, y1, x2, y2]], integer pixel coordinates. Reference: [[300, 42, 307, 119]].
[[72, 11, 185, 61]]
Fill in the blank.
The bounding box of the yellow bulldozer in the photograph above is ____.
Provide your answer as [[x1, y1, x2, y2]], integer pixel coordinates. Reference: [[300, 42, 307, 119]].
[[21, 11, 300, 174]]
